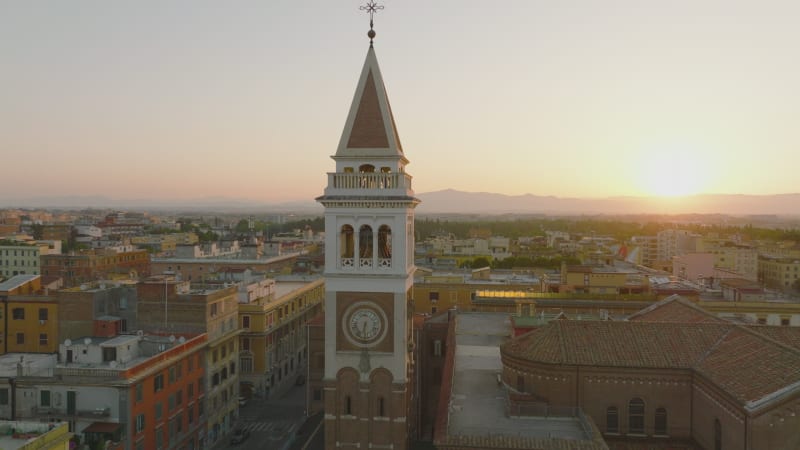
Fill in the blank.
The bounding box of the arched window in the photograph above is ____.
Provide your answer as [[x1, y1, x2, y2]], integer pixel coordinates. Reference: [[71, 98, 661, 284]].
[[628, 398, 645, 434], [654, 407, 667, 436], [516, 375, 525, 393], [714, 418, 721, 450], [378, 396, 385, 417], [359, 164, 375, 173], [340, 225, 354, 259], [359, 225, 373, 260], [378, 225, 392, 259], [606, 406, 619, 434]]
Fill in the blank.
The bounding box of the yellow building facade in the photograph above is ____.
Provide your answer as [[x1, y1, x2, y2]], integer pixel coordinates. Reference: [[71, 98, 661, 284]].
[[0, 275, 59, 355], [238, 278, 324, 398]]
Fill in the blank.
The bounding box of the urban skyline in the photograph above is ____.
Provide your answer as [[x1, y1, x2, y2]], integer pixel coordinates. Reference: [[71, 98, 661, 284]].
[[2, 1, 799, 204]]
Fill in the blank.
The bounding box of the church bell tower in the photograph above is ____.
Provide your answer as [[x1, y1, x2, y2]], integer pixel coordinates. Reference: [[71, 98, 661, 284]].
[[316, 3, 419, 448]]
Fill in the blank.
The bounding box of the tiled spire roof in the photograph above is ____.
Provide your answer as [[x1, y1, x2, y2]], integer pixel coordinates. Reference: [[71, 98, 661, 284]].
[[335, 47, 405, 161]]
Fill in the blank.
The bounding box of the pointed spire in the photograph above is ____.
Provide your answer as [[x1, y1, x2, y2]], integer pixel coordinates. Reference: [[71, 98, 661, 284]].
[[335, 47, 405, 160]]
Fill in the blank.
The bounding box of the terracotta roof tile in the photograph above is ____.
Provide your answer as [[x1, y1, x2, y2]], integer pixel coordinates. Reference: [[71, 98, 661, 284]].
[[504, 319, 800, 408], [627, 295, 725, 324]]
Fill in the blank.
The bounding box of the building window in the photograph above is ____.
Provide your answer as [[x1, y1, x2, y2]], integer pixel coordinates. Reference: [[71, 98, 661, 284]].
[[429, 292, 439, 303], [155, 426, 163, 449], [39, 333, 48, 346], [714, 418, 722, 450], [12, 308, 24, 320], [242, 316, 250, 329], [155, 402, 163, 420], [242, 338, 250, 351], [135, 383, 143, 402], [433, 340, 442, 357], [378, 225, 392, 258], [135, 414, 145, 433], [628, 398, 645, 434], [241, 357, 253, 374], [340, 225, 354, 259], [39, 308, 48, 321], [377, 396, 386, 417], [344, 395, 352, 415], [359, 225, 373, 259], [40, 390, 51, 407], [313, 389, 322, 401], [16, 333, 24, 345], [606, 406, 619, 434], [0, 389, 8, 405], [654, 407, 667, 436], [154, 374, 165, 392], [516, 375, 525, 392]]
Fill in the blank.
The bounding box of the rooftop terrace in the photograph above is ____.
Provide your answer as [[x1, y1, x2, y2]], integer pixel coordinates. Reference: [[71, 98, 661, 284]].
[[444, 313, 601, 446]]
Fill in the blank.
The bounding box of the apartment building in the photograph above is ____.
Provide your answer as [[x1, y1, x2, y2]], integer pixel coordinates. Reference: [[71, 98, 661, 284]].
[[0, 240, 44, 278], [237, 276, 323, 399], [759, 256, 800, 291], [0, 275, 59, 355], [41, 248, 150, 288], [136, 278, 239, 447], [0, 332, 206, 450]]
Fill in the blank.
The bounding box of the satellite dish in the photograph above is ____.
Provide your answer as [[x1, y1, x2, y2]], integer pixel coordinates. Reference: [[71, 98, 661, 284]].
[[178, 336, 186, 344], [83, 338, 92, 345], [64, 339, 72, 346], [169, 335, 176, 343]]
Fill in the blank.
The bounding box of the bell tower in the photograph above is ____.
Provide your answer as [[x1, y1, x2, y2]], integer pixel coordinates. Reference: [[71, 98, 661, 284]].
[[316, 3, 419, 449]]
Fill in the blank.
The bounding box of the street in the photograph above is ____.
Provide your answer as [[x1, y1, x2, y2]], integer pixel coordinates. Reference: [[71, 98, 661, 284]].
[[214, 382, 314, 450]]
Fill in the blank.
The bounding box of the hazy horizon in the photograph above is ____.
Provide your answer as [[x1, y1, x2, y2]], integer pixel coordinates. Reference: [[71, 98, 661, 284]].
[[2, 1, 799, 202], [3, 190, 799, 217]]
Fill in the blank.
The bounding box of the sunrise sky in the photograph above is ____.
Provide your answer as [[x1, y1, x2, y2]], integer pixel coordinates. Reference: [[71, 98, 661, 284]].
[[1, 1, 798, 203]]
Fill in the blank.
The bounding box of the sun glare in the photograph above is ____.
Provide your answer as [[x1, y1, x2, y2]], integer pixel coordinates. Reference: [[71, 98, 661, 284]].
[[635, 143, 709, 198]]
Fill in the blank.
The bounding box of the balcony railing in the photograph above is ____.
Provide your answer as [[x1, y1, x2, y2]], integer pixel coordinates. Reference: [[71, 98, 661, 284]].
[[31, 406, 111, 418], [326, 172, 413, 193]]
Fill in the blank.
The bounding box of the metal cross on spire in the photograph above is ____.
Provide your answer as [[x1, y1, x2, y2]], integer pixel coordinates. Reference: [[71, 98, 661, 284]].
[[359, 1, 384, 46]]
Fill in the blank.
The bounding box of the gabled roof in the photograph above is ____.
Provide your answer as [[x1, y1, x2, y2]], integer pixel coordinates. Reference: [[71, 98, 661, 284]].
[[627, 294, 726, 324], [335, 47, 405, 161]]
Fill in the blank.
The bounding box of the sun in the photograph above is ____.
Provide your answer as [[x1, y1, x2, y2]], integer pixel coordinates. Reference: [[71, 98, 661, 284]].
[[634, 143, 709, 197]]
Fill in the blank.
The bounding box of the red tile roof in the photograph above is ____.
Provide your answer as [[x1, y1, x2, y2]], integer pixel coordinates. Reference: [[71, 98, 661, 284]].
[[504, 311, 800, 409], [627, 295, 726, 324]]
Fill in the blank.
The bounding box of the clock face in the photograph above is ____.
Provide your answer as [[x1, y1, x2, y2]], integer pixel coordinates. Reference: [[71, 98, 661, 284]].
[[341, 301, 389, 348], [349, 309, 382, 341]]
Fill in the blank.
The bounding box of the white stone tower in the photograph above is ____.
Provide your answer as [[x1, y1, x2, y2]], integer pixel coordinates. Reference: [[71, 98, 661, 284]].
[[316, 8, 419, 448]]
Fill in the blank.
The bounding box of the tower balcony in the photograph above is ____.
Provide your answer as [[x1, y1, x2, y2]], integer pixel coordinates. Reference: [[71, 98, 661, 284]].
[[324, 172, 413, 197]]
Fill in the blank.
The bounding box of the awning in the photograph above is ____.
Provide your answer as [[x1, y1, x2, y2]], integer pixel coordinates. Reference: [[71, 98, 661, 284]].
[[83, 422, 121, 434]]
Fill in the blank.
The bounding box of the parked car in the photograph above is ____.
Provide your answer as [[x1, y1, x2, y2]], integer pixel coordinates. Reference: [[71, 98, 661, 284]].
[[230, 428, 250, 445]]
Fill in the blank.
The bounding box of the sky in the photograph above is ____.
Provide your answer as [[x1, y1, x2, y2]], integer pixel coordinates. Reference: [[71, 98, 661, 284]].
[[1, 0, 799, 204]]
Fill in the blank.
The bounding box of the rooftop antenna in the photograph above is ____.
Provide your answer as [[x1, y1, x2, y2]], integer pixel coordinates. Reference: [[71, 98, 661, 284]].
[[360, 0, 384, 47]]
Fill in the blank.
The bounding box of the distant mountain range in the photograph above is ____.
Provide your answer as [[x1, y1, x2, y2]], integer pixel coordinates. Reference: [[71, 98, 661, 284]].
[[416, 189, 800, 216], [1, 190, 798, 217]]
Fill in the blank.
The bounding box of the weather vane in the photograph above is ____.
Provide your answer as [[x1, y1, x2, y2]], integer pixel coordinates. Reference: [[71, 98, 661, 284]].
[[359, 1, 384, 46]]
